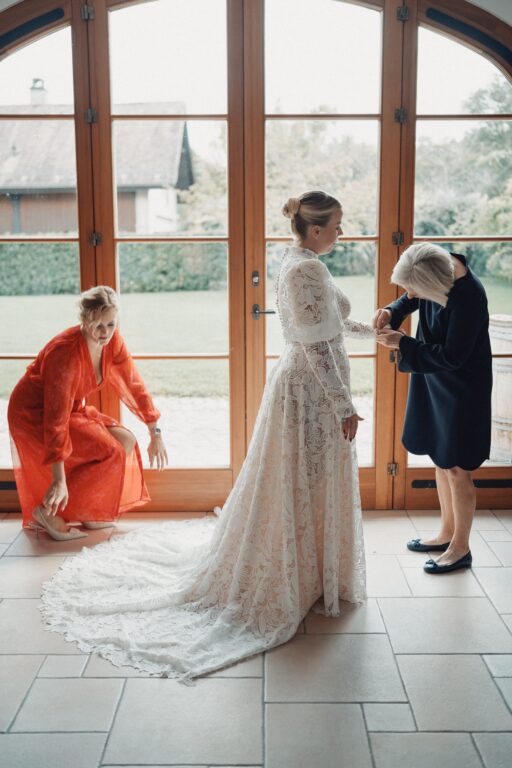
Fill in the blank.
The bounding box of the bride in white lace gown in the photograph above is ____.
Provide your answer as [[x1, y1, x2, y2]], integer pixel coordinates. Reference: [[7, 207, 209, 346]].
[[41, 191, 374, 681]]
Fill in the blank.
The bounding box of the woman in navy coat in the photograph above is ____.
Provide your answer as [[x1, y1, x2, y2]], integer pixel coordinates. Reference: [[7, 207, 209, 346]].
[[375, 242, 492, 574]]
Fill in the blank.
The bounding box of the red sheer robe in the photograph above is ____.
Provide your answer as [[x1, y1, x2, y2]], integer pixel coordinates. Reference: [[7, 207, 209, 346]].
[[8, 326, 160, 527]]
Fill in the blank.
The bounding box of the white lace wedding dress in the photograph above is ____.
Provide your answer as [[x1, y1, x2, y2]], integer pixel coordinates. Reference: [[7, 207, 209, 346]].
[[40, 244, 374, 681]]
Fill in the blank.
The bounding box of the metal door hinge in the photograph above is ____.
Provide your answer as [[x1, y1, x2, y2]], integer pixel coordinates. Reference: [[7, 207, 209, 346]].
[[387, 463, 399, 476], [392, 231, 404, 246], [85, 107, 98, 124], [394, 107, 407, 124], [396, 5, 409, 21], [81, 4, 95, 21], [89, 232, 102, 247]]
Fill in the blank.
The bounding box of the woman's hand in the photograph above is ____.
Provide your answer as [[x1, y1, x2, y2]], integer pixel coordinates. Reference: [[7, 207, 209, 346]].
[[342, 413, 364, 441], [43, 479, 69, 516], [148, 434, 168, 471], [376, 329, 406, 349], [373, 308, 392, 329]]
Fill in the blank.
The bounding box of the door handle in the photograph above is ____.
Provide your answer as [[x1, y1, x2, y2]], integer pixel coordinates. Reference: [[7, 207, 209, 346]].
[[252, 304, 276, 320]]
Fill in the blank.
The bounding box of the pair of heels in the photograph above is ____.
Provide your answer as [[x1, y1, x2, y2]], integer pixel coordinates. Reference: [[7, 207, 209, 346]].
[[28, 507, 114, 541]]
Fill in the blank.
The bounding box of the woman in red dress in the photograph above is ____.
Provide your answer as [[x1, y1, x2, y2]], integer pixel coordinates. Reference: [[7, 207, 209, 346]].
[[8, 286, 167, 541]]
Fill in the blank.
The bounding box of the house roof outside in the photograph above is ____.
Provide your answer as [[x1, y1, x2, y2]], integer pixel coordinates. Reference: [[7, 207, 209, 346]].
[[0, 102, 193, 193]]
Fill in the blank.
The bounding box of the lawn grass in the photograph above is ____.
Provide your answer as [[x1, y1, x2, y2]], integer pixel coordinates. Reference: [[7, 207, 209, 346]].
[[1, 275, 510, 398]]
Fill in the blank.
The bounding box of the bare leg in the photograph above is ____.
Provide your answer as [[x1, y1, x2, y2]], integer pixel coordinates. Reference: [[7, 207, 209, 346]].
[[417, 466, 454, 547], [434, 466, 475, 565], [106, 425, 137, 455]]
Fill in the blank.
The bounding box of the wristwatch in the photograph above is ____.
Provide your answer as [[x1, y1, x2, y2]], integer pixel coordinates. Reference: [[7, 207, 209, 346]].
[[150, 426, 162, 436]]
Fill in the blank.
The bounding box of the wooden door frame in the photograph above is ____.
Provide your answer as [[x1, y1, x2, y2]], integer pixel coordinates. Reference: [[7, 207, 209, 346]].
[[395, 0, 512, 509]]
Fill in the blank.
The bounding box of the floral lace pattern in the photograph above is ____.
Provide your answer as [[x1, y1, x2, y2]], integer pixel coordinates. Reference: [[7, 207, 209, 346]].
[[40, 245, 372, 681]]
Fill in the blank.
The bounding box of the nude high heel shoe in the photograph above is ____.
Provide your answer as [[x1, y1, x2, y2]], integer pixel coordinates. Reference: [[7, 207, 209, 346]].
[[81, 521, 115, 530], [29, 507, 88, 542]]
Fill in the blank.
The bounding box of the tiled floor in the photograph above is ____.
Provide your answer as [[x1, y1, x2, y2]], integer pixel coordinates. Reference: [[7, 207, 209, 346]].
[[1, 508, 512, 768]]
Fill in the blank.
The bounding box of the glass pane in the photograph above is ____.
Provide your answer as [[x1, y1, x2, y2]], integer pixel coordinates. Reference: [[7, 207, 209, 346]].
[[0, 360, 32, 468], [121, 359, 230, 468], [265, 0, 382, 114], [417, 26, 512, 115], [118, 243, 228, 353], [0, 120, 78, 235], [0, 243, 80, 352], [414, 121, 512, 238], [0, 28, 74, 114], [266, 242, 376, 355], [109, 0, 227, 114], [266, 120, 379, 237], [265, 356, 374, 467], [114, 121, 227, 236]]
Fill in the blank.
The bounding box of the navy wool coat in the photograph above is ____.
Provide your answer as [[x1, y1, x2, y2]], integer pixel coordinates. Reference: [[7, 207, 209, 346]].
[[387, 253, 492, 471]]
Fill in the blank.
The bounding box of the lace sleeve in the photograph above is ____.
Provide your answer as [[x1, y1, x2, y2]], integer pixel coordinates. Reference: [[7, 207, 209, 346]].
[[282, 259, 345, 344], [301, 339, 356, 421], [336, 288, 375, 339]]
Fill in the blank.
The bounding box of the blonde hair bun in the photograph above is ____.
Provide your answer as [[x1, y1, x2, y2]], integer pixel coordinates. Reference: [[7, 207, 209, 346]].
[[282, 197, 301, 219]]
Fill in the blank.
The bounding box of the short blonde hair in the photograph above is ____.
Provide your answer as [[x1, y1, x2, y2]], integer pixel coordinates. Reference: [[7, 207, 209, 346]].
[[282, 190, 342, 240], [78, 285, 119, 324], [391, 243, 455, 307]]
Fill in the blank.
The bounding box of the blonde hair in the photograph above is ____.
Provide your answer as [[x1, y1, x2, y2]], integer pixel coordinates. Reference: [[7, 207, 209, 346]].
[[391, 243, 455, 307], [282, 190, 341, 240], [78, 285, 119, 324]]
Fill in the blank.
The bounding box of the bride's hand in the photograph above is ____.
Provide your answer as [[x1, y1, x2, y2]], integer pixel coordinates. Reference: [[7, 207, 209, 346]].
[[342, 413, 364, 441], [148, 434, 168, 471]]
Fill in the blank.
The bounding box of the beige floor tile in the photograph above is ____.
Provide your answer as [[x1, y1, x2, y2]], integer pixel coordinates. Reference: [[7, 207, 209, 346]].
[[482, 529, 512, 542], [483, 655, 512, 677], [266, 703, 371, 768], [0, 556, 66, 598], [305, 598, 385, 634], [366, 555, 412, 597], [0, 655, 43, 732], [0, 600, 83, 654], [370, 733, 482, 768], [104, 678, 262, 765], [83, 654, 151, 678], [495, 678, 512, 709], [501, 614, 512, 633], [401, 566, 484, 597], [4, 527, 111, 557], [363, 512, 418, 554], [11, 678, 123, 732], [409, 510, 504, 532], [397, 655, 512, 731], [0, 543, 9, 556], [363, 703, 416, 732], [494, 511, 512, 533], [487, 541, 512, 566], [378, 597, 512, 653], [0, 516, 23, 544], [474, 568, 512, 613], [265, 634, 406, 702], [206, 653, 263, 677], [473, 733, 512, 768], [0, 734, 106, 768], [38, 655, 88, 678]]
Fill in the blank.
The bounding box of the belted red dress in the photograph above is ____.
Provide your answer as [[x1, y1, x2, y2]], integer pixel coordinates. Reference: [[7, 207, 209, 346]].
[[8, 326, 160, 528]]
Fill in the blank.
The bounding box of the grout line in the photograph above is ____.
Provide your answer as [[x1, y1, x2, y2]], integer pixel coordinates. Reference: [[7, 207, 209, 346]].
[[262, 650, 266, 768], [97, 677, 127, 767], [6, 655, 48, 733], [360, 702, 377, 768], [470, 732, 488, 768]]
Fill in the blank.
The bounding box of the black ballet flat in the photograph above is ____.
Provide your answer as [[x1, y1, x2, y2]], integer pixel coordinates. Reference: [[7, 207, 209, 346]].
[[423, 551, 472, 574], [407, 538, 450, 553]]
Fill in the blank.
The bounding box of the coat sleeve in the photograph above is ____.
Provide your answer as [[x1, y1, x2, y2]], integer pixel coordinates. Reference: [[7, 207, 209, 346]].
[[108, 331, 161, 423], [398, 291, 486, 374], [288, 260, 355, 421], [386, 293, 419, 329], [42, 344, 81, 465]]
